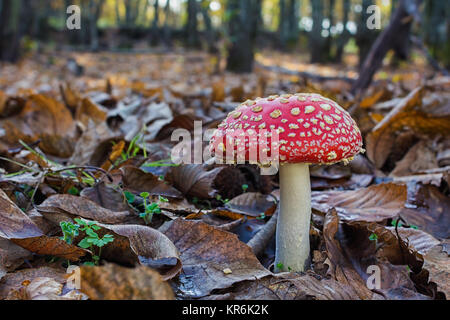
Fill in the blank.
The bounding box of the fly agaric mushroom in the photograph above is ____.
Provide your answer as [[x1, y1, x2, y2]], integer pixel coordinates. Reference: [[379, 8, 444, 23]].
[[209, 93, 363, 272]]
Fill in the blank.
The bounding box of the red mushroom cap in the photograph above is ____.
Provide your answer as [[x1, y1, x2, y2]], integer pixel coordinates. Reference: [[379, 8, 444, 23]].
[[210, 93, 363, 165]]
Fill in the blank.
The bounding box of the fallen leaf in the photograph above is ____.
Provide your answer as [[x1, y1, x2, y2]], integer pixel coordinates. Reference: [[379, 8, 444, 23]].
[[0, 266, 66, 299], [386, 227, 440, 256], [423, 245, 450, 298], [162, 219, 270, 298], [80, 182, 131, 212], [37, 194, 135, 225], [166, 164, 245, 199], [0, 189, 87, 261], [79, 264, 174, 300], [207, 273, 361, 300], [323, 210, 437, 299], [120, 166, 183, 199], [7, 277, 85, 300], [367, 87, 450, 169], [96, 223, 182, 281], [312, 183, 407, 222], [219, 192, 277, 218]]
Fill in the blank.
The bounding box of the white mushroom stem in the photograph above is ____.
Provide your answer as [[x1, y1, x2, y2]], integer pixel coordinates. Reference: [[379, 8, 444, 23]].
[[275, 163, 311, 272]]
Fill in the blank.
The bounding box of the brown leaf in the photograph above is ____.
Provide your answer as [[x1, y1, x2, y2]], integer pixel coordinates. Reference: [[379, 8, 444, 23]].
[[221, 192, 277, 218], [207, 273, 361, 300], [0, 189, 87, 261], [367, 87, 450, 168], [162, 219, 270, 298], [120, 166, 183, 199], [79, 264, 174, 300], [166, 164, 245, 199], [0, 239, 32, 278], [80, 182, 131, 212], [312, 183, 450, 239], [70, 121, 119, 166], [423, 244, 450, 298], [96, 223, 181, 281], [312, 183, 407, 222], [390, 140, 439, 177], [323, 210, 376, 299], [7, 277, 85, 300], [0, 266, 66, 299], [75, 98, 108, 126], [37, 194, 135, 225], [386, 227, 440, 256], [323, 210, 435, 299], [400, 183, 450, 239]]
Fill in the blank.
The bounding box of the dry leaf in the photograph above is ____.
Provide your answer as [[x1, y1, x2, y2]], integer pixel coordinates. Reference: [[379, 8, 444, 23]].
[[162, 219, 270, 298], [79, 264, 174, 300]]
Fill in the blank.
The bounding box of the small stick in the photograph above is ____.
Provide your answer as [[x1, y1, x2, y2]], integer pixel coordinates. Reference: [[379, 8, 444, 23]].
[[247, 207, 279, 257], [218, 218, 246, 231]]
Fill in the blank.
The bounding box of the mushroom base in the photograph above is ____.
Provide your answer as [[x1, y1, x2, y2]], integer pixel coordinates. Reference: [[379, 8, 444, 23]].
[[275, 163, 311, 272]]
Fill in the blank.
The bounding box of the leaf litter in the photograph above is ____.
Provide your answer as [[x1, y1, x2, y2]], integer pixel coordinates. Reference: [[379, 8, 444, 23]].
[[0, 52, 448, 300]]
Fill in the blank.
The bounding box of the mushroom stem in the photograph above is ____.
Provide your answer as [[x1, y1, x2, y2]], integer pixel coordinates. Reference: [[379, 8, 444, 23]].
[[275, 163, 311, 272]]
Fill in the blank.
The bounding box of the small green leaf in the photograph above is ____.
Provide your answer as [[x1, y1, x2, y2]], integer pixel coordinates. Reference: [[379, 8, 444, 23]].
[[78, 238, 91, 249], [124, 191, 135, 203], [68, 186, 80, 196], [159, 196, 169, 203], [140, 192, 150, 199], [369, 233, 378, 241]]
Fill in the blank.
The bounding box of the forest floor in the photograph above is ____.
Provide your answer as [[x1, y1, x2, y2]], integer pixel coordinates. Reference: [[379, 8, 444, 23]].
[[0, 51, 448, 300]]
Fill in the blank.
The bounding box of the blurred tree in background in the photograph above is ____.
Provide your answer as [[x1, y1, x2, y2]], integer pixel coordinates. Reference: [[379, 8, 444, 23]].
[[0, 0, 448, 70]]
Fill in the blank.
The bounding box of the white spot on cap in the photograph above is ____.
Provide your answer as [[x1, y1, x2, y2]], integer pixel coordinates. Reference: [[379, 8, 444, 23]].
[[305, 106, 315, 114]]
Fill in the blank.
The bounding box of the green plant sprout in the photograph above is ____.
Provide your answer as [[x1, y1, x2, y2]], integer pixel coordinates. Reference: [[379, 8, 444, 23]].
[[257, 212, 266, 220], [139, 192, 164, 225], [369, 233, 378, 245], [120, 126, 148, 162], [242, 184, 249, 193], [74, 218, 114, 266], [141, 159, 180, 168], [215, 194, 230, 205], [275, 262, 292, 272], [391, 219, 418, 230], [124, 191, 135, 204], [67, 186, 80, 196], [391, 219, 404, 228], [60, 221, 80, 245]]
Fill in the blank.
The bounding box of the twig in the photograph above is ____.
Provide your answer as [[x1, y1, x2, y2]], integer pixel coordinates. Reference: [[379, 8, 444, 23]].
[[51, 166, 113, 182], [247, 207, 279, 257], [218, 218, 246, 231]]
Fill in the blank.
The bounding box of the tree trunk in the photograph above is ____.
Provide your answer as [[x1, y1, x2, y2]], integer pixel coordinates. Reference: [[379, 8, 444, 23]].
[[352, 0, 423, 94], [226, 0, 260, 73], [0, 0, 29, 62], [150, 0, 160, 45], [278, 0, 288, 49], [287, 0, 300, 41], [163, 0, 172, 48], [356, 0, 378, 67], [324, 0, 335, 59], [0, 0, 13, 61], [186, 0, 200, 48], [200, 0, 216, 53], [335, 0, 351, 62], [88, 0, 105, 51], [310, 0, 326, 63]]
